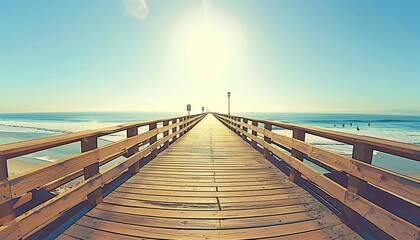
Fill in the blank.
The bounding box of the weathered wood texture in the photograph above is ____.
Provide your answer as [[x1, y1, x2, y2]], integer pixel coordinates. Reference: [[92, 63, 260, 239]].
[[215, 113, 420, 240], [59, 115, 360, 240]]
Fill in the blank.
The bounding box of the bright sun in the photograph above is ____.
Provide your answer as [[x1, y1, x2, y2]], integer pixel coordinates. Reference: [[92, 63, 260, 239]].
[[186, 24, 228, 81]]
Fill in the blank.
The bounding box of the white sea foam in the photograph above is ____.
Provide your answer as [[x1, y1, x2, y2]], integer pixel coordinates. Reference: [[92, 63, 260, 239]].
[[0, 120, 116, 133], [31, 155, 55, 162]]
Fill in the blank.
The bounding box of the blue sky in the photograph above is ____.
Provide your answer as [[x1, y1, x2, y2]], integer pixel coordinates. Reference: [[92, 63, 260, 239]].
[[1, 0, 419, 114]]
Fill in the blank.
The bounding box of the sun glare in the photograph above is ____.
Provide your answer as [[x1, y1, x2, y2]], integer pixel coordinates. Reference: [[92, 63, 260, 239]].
[[186, 24, 228, 81]]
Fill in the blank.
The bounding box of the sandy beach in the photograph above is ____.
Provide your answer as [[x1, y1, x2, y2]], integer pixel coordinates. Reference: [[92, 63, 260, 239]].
[[7, 158, 47, 176]]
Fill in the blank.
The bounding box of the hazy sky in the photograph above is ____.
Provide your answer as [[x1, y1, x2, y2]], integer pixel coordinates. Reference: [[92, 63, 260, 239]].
[[1, 0, 419, 114]]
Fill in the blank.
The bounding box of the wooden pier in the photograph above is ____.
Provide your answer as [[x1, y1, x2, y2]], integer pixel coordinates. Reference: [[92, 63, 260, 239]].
[[0, 113, 418, 239]]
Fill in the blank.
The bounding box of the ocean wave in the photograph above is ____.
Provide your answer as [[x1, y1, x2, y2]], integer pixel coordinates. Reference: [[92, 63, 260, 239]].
[[0, 123, 71, 134], [30, 155, 56, 162]]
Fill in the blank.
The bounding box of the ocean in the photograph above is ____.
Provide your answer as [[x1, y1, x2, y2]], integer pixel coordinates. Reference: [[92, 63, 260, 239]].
[[0, 112, 419, 177]]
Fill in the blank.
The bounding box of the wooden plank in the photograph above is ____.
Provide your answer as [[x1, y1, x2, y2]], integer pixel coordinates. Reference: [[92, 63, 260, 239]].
[[0, 175, 102, 239], [55, 233, 80, 240], [0, 223, 22, 240], [349, 159, 420, 204], [107, 191, 219, 203], [344, 191, 419, 240], [220, 196, 316, 210], [67, 215, 339, 239], [114, 186, 299, 198], [125, 178, 289, 187], [64, 224, 139, 240], [86, 208, 220, 229], [122, 183, 216, 192], [97, 200, 320, 221], [8, 151, 98, 198]]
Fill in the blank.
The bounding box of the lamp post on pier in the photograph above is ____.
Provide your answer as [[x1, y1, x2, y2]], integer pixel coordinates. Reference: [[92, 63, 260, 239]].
[[187, 104, 191, 116], [202, 107, 204, 113], [227, 92, 231, 115]]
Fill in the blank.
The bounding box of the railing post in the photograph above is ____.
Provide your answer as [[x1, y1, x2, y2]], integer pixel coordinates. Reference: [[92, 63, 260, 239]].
[[251, 120, 258, 148], [242, 118, 248, 141], [342, 143, 374, 225], [181, 117, 185, 135], [236, 117, 240, 135], [348, 143, 373, 194], [171, 118, 178, 143], [0, 156, 15, 225], [149, 122, 157, 158], [163, 120, 169, 149], [264, 123, 272, 159], [82, 136, 103, 206], [232, 117, 237, 133], [127, 127, 139, 174], [186, 116, 191, 131], [289, 129, 305, 183]]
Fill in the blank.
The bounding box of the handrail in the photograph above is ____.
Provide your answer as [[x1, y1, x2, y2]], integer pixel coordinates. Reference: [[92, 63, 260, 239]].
[[0, 115, 200, 159], [214, 113, 419, 240], [0, 113, 206, 239], [217, 114, 420, 161]]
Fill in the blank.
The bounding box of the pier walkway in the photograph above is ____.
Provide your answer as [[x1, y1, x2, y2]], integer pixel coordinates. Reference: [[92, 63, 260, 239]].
[[1, 113, 418, 240], [58, 115, 359, 239]]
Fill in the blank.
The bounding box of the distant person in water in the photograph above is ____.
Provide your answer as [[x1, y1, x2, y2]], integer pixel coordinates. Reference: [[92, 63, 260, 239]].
[[350, 123, 352, 126], [342, 123, 345, 127], [368, 123, 371, 126], [357, 126, 360, 131]]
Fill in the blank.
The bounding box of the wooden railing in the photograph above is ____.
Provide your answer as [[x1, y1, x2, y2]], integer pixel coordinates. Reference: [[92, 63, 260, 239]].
[[214, 113, 419, 240], [0, 113, 206, 239]]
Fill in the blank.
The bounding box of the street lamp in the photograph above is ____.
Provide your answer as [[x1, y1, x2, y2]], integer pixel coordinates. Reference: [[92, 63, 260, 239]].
[[227, 92, 231, 115], [202, 107, 204, 113], [187, 104, 191, 116]]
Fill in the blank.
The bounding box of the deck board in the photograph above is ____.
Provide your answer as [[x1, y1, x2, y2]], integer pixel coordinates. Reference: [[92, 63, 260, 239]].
[[59, 114, 361, 239]]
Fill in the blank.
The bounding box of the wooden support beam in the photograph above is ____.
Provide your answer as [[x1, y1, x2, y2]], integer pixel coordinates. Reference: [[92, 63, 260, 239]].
[[289, 129, 305, 183], [81, 136, 102, 206], [171, 118, 178, 143], [251, 121, 258, 148], [348, 143, 373, 195], [236, 117, 240, 134], [163, 120, 169, 149], [343, 143, 374, 227], [242, 118, 248, 141], [0, 156, 15, 225], [181, 117, 185, 136], [149, 123, 157, 159], [127, 127, 139, 174], [264, 123, 272, 159]]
